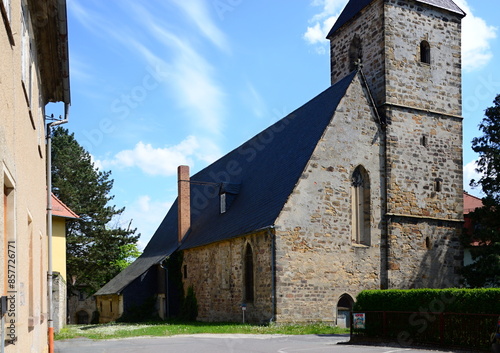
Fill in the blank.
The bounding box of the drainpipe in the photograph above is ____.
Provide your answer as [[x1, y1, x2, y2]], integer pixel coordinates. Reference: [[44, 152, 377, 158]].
[[47, 103, 69, 353]]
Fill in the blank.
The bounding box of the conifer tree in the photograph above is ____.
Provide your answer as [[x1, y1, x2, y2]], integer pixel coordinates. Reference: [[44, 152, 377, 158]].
[[464, 94, 500, 287], [51, 127, 140, 294]]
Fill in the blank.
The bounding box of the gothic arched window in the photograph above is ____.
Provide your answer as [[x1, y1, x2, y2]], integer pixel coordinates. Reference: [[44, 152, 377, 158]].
[[420, 40, 431, 64], [351, 166, 371, 246], [244, 243, 254, 302], [349, 35, 363, 72]]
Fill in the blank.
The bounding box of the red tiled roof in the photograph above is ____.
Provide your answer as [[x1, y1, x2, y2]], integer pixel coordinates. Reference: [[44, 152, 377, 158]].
[[52, 194, 79, 219], [464, 192, 483, 215]]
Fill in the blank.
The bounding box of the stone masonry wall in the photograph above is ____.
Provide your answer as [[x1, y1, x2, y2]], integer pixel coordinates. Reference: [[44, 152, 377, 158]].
[[385, 0, 463, 116], [384, 108, 463, 287], [387, 217, 462, 288], [274, 75, 385, 323], [383, 1, 464, 287], [182, 230, 273, 323], [329, 0, 386, 105]]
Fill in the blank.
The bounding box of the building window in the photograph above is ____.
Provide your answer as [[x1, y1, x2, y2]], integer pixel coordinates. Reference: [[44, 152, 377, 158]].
[[78, 290, 86, 301], [220, 193, 226, 214], [351, 166, 371, 246], [420, 40, 431, 64], [349, 35, 362, 72], [244, 243, 254, 303], [421, 135, 428, 147], [425, 236, 432, 250], [183, 265, 188, 279], [3, 173, 15, 297], [434, 178, 443, 192]]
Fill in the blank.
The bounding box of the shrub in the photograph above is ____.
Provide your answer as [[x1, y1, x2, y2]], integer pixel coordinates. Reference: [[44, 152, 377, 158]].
[[179, 285, 198, 321], [354, 288, 500, 314]]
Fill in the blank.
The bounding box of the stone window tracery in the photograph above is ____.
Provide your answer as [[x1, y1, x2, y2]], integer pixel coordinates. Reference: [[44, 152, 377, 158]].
[[351, 166, 371, 246]]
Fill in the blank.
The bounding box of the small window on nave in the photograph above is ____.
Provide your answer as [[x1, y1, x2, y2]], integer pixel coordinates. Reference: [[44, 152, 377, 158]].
[[420, 40, 431, 64]]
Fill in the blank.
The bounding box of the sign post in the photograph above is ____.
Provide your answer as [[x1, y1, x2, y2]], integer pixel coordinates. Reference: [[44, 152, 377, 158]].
[[353, 313, 366, 329], [240, 303, 247, 324]]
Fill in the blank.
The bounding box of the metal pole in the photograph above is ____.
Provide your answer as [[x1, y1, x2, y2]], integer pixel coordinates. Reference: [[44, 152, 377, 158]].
[[46, 108, 69, 353], [46, 123, 54, 353]]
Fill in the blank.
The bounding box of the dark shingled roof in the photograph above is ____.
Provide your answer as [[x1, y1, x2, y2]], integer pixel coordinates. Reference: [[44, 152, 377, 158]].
[[327, 0, 465, 38], [95, 203, 180, 295], [95, 71, 357, 295], [180, 71, 356, 250]]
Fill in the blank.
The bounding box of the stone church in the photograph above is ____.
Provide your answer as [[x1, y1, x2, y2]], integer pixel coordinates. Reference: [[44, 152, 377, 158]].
[[96, 0, 465, 324]]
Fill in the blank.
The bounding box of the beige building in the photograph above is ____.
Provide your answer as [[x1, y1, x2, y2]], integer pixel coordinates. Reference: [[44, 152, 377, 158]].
[[0, 0, 70, 352]]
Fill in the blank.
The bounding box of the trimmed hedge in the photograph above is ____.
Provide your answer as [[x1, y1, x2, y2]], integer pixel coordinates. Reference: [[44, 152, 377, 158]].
[[354, 288, 500, 314]]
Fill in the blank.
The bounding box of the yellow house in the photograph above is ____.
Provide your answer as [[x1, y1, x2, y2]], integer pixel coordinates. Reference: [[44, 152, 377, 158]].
[[51, 194, 78, 331], [51, 194, 78, 281], [96, 295, 123, 323]]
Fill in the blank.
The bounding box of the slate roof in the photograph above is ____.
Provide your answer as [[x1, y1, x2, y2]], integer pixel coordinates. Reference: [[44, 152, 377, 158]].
[[326, 0, 465, 38], [95, 71, 357, 296]]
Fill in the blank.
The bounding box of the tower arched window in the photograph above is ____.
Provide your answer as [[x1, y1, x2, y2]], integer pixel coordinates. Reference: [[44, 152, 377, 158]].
[[244, 243, 254, 303], [349, 35, 363, 72], [420, 40, 431, 64], [351, 166, 371, 246]]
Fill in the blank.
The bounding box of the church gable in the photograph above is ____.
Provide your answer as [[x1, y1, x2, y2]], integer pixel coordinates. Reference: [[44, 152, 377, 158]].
[[273, 74, 385, 322]]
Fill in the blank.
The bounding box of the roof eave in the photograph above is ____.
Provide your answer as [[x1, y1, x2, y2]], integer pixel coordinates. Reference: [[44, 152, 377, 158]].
[[27, 0, 70, 105]]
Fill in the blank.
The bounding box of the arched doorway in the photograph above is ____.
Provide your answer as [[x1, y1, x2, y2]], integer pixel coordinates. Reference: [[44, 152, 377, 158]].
[[76, 310, 89, 324], [336, 294, 354, 328]]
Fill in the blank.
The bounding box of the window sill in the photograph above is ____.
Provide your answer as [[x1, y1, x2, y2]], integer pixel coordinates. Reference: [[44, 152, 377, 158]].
[[352, 243, 370, 248]]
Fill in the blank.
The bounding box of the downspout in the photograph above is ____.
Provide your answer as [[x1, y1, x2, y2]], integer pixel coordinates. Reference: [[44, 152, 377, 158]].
[[48, 0, 70, 350], [47, 103, 69, 353], [357, 67, 389, 290]]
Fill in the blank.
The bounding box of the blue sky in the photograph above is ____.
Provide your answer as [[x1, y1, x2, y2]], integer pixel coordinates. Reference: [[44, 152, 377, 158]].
[[58, 0, 499, 249]]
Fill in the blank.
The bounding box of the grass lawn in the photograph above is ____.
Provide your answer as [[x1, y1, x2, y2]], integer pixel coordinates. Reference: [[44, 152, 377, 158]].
[[56, 321, 350, 340]]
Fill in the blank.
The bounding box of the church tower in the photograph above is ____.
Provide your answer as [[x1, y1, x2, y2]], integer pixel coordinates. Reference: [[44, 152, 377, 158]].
[[327, 0, 465, 288]]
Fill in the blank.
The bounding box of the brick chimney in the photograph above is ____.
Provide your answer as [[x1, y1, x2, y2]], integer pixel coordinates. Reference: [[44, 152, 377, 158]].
[[177, 165, 190, 243]]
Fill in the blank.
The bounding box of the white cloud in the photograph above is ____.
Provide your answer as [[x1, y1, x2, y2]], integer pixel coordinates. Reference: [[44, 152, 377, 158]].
[[243, 82, 268, 119], [304, 0, 348, 48], [170, 0, 230, 52], [304, 0, 497, 70], [89, 154, 103, 171], [126, 4, 227, 135], [70, 0, 227, 136], [463, 160, 484, 197], [101, 136, 200, 177], [454, 0, 497, 72], [121, 195, 173, 250]]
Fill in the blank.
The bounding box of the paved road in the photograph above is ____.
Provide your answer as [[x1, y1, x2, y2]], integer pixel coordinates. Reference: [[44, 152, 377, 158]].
[[55, 334, 466, 353]]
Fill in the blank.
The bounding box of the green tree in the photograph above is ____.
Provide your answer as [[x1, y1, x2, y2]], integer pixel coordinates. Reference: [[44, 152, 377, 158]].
[[51, 127, 140, 294], [464, 94, 500, 287]]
